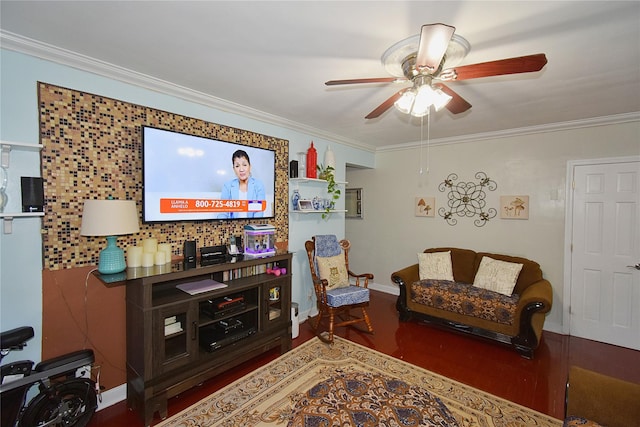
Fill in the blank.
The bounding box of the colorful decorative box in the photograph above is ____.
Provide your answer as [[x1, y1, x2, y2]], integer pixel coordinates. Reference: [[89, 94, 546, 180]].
[[243, 224, 276, 258]]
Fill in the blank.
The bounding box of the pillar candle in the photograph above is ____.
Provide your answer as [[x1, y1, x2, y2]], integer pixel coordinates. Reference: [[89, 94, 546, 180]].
[[141, 252, 155, 267], [154, 251, 165, 265], [127, 246, 143, 268], [142, 238, 158, 254], [158, 243, 172, 264]]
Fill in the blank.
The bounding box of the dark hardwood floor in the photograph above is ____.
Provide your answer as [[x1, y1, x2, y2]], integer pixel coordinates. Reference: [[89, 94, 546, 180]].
[[88, 290, 640, 426]]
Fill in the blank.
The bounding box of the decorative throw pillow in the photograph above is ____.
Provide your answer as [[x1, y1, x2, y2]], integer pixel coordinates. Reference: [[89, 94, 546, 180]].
[[473, 256, 523, 296], [316, 253, 349, 290], [418, 251, 454, 281]]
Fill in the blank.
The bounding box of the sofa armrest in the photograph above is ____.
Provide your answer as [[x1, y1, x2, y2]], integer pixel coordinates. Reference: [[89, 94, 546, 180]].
[[391, 264, 420, 288], [391, 264, 419, 319], [566, 366, 640, 427], [517, 279, 553, 314], [510, 279, 553, 354]]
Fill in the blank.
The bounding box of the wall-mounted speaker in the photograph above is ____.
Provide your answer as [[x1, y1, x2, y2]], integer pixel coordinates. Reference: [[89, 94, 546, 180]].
[[289, 160, 299, 178], [183, 240, 197, 268], [21, 177, 44, 213]]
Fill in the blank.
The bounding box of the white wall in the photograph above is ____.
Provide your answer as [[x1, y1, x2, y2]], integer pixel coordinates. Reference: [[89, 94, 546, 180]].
[[3, 45, 637, 364], [0, 48, 374, 363], [346, 121, 640, 332]]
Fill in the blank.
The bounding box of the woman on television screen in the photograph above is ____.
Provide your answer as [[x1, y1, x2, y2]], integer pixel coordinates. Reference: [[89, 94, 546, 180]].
[[218, 149, 266, 219]]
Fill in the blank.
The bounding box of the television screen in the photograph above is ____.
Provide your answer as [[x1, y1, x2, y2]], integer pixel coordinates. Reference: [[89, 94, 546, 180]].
[[142, 126, 275, 223]]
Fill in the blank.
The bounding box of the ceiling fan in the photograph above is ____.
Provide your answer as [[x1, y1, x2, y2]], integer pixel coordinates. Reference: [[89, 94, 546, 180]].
[[325, 23, 548, 119]]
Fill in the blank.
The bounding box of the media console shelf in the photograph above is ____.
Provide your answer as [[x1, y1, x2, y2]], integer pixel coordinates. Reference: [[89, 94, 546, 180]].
[[96, 251, 292, 426]]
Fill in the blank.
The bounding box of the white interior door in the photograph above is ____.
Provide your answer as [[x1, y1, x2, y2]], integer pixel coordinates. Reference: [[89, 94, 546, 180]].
[[569, 159, 640, 350]]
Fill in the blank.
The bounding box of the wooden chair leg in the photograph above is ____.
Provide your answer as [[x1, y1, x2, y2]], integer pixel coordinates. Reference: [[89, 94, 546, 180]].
[[328, 312, 335, 343], [361, 307, 374, 333], [312, 309, 322, 331], [310, 308, 333, 344]]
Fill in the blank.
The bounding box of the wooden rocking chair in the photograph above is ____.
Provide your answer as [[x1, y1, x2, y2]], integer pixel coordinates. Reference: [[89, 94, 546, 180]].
[[305, 235, 374, 343]]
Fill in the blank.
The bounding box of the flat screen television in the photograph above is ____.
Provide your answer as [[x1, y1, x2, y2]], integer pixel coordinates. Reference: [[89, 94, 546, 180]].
[[142, 126, 276, 223]]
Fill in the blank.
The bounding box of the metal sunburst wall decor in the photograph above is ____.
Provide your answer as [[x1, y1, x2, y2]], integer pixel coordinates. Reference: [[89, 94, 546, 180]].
[[438, 172, 497, 227]]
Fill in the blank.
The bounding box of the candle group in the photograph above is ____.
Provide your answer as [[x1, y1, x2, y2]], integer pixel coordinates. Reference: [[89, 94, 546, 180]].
[[127, 239, 172, 268]]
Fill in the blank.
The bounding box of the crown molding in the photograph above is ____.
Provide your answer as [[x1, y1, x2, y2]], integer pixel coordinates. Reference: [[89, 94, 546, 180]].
[[3, 30, 637, 155], [376, 111, 640, 152], [0, 30, 374, 153]]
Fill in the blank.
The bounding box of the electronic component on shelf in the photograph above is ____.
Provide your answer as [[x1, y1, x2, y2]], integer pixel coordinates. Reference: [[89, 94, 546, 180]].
[[200, 245, 228, 266], [199, 326, 257, 352], [215, 318, 244, 334], [201, 295, 247, 319]]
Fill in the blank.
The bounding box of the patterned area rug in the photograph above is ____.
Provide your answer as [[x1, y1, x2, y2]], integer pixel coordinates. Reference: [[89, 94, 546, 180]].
[[156, 336, 562, 427]]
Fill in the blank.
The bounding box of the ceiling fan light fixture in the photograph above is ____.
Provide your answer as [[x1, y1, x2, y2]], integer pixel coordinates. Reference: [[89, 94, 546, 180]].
[[394, 89, 416, 114], [411, 85, 436, 117], [394, 79, 451, 117], [432, 88, 453, 112]]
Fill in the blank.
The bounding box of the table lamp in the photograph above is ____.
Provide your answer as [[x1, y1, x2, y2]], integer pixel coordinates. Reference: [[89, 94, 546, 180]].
[[80, 198, 140, 274]]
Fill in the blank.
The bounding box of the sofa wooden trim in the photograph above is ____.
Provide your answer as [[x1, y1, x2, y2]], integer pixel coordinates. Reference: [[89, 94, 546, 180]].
[[392, 247, 553, 359]]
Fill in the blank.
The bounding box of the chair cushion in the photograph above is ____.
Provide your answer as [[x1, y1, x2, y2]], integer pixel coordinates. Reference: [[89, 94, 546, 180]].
[[316, 253, 349, 290], [326, 286, 369, 307], [314, 235, 342, 257], [411, 279, 518, 325]]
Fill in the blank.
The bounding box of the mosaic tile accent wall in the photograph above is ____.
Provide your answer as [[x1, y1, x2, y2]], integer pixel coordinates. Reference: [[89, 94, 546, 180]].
[[38, 83, 289, 271]]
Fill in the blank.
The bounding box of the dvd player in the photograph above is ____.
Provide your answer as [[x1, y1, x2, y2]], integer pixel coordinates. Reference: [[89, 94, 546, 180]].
[[199, 326, 256, 352]]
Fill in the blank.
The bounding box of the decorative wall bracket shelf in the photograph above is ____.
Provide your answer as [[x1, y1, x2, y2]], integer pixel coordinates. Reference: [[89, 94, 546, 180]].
[[290, 210, 347, 214], [289, 177, 347, 185], [1, 141, 44, 234]]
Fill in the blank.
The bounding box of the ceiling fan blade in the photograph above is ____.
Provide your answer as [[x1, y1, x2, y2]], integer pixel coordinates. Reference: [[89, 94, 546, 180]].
[[365, 89, 406, 119], [450, 53, 547, 81], [435, 83, 472, 114], [415, 23, 456, 71], [325, 77, 402, 86]]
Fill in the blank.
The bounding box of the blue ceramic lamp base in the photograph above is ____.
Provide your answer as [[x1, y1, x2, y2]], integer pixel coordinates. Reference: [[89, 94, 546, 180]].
[[98, 235, 126, 275]]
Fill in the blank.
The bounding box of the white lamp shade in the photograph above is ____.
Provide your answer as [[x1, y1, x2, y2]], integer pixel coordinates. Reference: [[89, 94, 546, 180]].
[[80, 199, 140, 236]]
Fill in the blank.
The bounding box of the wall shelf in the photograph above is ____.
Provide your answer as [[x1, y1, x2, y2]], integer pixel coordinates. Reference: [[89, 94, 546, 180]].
[[289, 177, 347, 218], [1, 141, 43, 234], [289, 177, 347, 185], [1, 141, 43, 168], [1, 212, 44, 234], [290, 210, 347, 214]]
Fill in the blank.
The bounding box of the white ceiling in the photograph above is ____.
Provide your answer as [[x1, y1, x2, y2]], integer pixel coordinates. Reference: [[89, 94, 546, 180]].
[[1, 1, 639, 151]]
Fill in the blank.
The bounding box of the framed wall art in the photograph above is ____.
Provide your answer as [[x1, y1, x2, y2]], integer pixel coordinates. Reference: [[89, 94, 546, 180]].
[[500, 195, 529, 219], [415, 197, 435, 217]]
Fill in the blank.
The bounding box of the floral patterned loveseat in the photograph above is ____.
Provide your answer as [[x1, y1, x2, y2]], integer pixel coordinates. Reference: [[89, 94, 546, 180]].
[[391, 247, 553, 358]]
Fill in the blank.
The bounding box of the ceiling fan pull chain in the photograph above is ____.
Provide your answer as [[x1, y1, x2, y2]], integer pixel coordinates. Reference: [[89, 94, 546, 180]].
[[426, 112, 430, 174], [419, 115, 424, 175]]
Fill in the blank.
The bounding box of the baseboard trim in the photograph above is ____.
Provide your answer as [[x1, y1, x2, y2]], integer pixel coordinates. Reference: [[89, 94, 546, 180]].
[[97, 383, 126, 411], [369, 282, 399, 296], [543, 321, 563, 335]]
